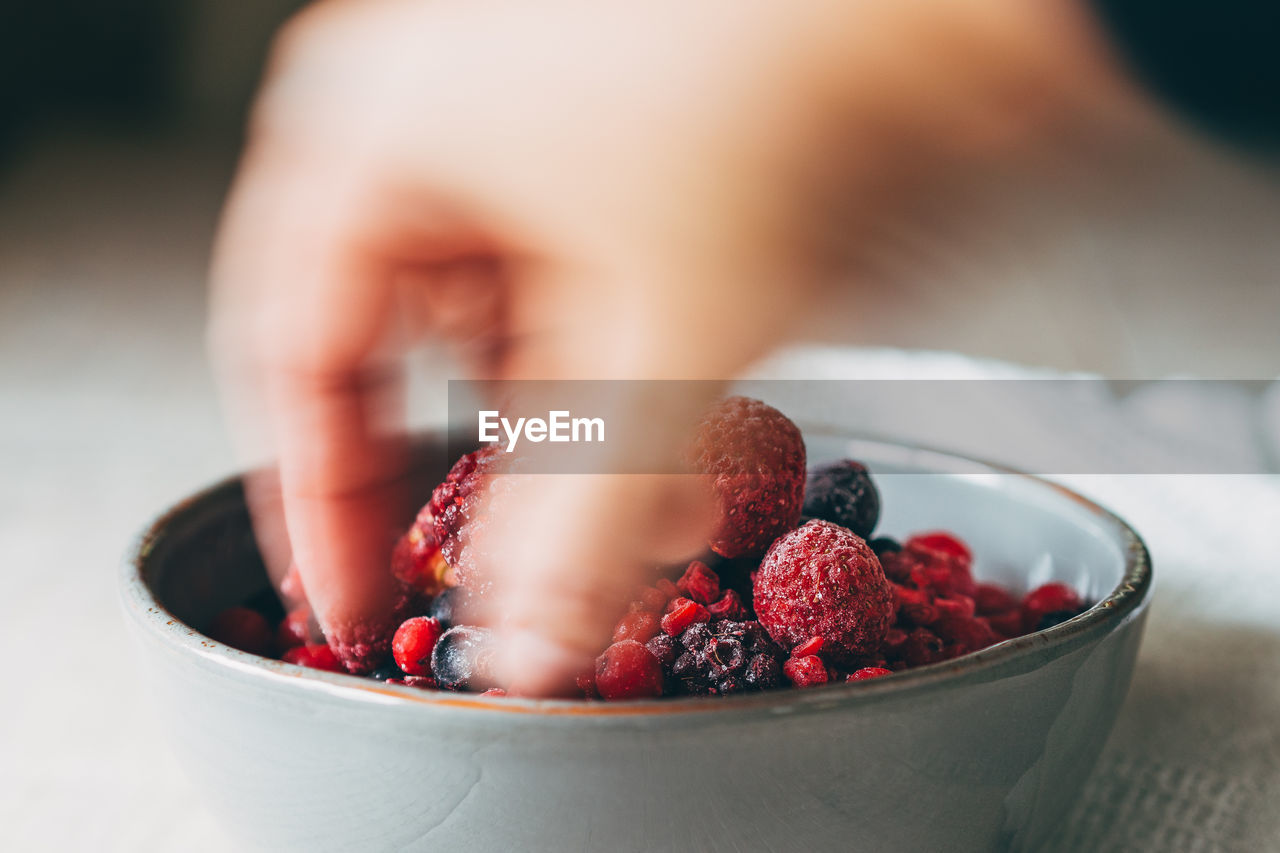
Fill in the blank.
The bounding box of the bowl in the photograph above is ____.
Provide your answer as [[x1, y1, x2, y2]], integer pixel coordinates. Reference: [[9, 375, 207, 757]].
[[121, 434, 1151, 852]]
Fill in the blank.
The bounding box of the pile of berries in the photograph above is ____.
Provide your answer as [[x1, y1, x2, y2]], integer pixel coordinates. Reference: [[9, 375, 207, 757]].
[[210, 396, 1088, 700]]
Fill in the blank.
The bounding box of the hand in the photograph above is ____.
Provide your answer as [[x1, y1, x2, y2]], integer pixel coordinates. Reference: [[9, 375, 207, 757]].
[[210, 0, 1133, 690]]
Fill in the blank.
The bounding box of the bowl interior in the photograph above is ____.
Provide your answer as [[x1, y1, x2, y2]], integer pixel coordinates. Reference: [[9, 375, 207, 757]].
[[144, 434, 1131, 665]]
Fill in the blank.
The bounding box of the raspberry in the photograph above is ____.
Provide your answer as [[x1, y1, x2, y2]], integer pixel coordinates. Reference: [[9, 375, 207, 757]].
[[848, 666, 892, 681], [676, 560, 721, 605], [900, 628, 945, 667], [275, 605, 314, 652], [282, 643, 343, 672], [661, 598, 711, 636], [987, 609, 1024, 638], [802, 460, 881, 539], [754, 520, 894, 664], [595, 640, 664, 700], [934, 594, 976, 620], [431, 625, 498, 691], [424, 446, 505, 592], [390, 504, 450, 596], [391, 616, 445, 677], [974, 582, 1019, 615], [690, 397, 806, 558], [1021, 582, 1084, 632], [209, 607, 274, 656], [893, 584, 939, 627], [613, 610, 661, 643], [934, 615, 998, 653], [783, 655, 828, 688]]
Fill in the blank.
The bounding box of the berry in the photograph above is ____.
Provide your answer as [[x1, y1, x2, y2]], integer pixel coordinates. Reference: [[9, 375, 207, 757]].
[[901, 628, 945, 667], [390, 504, 450, 596], [753, 520, 894, 664], [431, 626, 498, 691], [595, 640, 664, 700], [893, 584, 939, 627], [663, 619, 783, 695], [743, 653, 782, 690], [613, 610, 661, 643], [690, 397, 806, 558], [428, 586, 469, 628], [424, 446, 505, 592], [867, 537, 902, 558], [974, 582, 1019, 615], [792, 636, 825, 658], [391, 616, 445, 677], [706, 589, 748, 621], [934, 615, 998, 654], [645, 633, 682, 667], [987, 609, 1024, 638], [783, 655, 828, 688], [276, 605, 313, 652], [934, 594, 976, 620], [388, 675, 438, 689], [661, 598, 711, 636], [848, 667, 892, 681], [368, 660, 402, 681], [209, 607, 274, 656], [1021, 583, 1084, 633], [676, 561, 721, 605], [802, 460, 880, 539], [905, 532, 973, 567], [282, 643, 343, 672]]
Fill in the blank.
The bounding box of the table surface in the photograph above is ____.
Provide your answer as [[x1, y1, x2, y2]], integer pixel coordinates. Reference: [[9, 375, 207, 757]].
[[2, 127, 1277, 852]]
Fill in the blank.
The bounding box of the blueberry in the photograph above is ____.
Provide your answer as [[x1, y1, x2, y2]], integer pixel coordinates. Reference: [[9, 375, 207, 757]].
[[868, 537, 902, 557], [428, 587, 466, 628], [368, 659, 402, 681], [802, 460, 880, 539], [430, 625, 497, 691]]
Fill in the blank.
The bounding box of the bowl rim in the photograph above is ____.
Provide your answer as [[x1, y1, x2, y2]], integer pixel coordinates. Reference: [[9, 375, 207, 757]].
[[121, 433, 1152, 721]]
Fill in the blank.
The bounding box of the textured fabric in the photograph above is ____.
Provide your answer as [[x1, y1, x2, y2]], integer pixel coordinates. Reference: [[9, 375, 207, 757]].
[[748, 346, 1280, 853]]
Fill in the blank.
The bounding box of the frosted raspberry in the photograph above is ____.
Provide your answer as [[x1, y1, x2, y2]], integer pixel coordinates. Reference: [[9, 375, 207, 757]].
[[753, 520, 894, 664], [690, 397, 806, 558], [425, 446, 505, 593]]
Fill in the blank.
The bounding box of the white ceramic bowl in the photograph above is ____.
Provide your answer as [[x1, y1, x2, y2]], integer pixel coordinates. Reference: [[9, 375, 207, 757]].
[[122, 434, 1151, 852]]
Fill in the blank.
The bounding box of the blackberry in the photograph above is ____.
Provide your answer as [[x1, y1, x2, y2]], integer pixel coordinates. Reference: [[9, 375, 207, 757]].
[[803, 460, 880, 539], [663, 619, 784, 696]]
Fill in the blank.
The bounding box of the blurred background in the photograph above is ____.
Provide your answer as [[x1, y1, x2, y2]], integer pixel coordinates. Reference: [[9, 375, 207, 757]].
[[0, 2, 1277, 851]]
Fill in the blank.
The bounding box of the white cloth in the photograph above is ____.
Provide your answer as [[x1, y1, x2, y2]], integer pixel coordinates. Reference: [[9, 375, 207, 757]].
[[747, 346, 1280, 853]]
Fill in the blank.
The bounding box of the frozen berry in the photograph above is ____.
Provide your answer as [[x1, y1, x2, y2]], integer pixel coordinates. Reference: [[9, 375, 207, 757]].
[[792, 636, 825, 658], [974, 582, 1019, 615], [743, 653, 782, 690], [934, 615, 998, 653], [676, 561, 721, 605], [613, 610, 661, 643], [988, 609, 1024, 638], [803, 460, 880, 539], [901, 628, 945, 667], [934, 594, 976, 620], [368, 660, 402, 681], [905, 532, 973, 567], [282, 643, 343, 672], [392, 616, 445, 677], [390, 504, 450, 596], [431, 625, 498, 691], [868, 537, 902, 557], [428, 586, 468, 628], [1021, 582, 1084, 633], [848, 666, 892, 681], [209, 607, 274, 656], [783, 655, 828, 688], [662, 598, 711, 636], [706, 589, 748, 621], [754, 520, 894, 664], [389, 675, 438, 689], [275, 605, 314, 652], [424, 446, 505, 592], [706, 637, 748, 679], [645, 633, 682, 667], [595, 640, 664, 700], [690, 397, 806, 558], [893, 584, 939, 627]]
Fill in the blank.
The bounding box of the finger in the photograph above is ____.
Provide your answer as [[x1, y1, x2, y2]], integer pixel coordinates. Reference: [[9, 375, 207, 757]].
[[211, 146, 412, 674]]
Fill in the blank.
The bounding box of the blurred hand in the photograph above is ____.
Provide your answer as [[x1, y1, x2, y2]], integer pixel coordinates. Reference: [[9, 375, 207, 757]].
[[210, 0, 1132, 691]]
